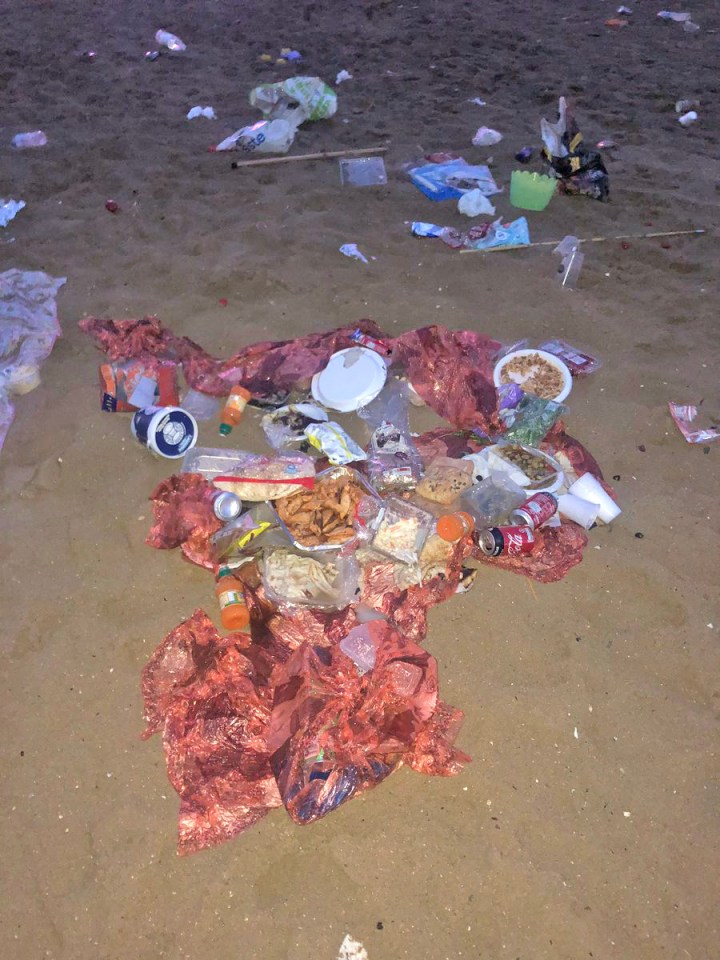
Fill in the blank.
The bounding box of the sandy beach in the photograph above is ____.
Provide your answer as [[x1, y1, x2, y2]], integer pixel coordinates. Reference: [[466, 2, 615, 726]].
[[1, 1, 719, 958]]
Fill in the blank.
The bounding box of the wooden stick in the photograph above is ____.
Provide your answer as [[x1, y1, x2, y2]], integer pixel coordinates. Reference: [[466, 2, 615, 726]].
[[231, 145, 389, 169], [459, 227, 706, 254]]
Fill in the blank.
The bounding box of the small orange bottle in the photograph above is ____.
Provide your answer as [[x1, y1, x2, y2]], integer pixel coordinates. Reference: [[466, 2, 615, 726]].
[[215, 567, 250, 631], [436, 511, 475, 543], [219, 385, 252, 436]]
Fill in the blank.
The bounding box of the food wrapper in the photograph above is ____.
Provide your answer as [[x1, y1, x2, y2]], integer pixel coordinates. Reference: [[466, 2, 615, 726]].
[[182, 448, 316, 501], [668, 402, 720, 444], [99, 357, 179, 412], [304, 421, 366, 465], [537, 339, 601, 377], [249, 76, 337, 122], [274, 466, 375, 550], [261, 403, 328, 452], [503, 394, 567, 447]]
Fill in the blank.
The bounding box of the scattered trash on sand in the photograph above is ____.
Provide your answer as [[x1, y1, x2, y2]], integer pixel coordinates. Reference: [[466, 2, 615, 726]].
[[187, 106, 216, 120], [77, 313, 620, 851], [338, 935, 369, 960], [339, 156, 387, 186], [668, 403, 720, 444], [541, 97, 610, 201], [339, 243, 370, 264], [155, 29, 186, 51], [11, 130, 48, 149], [1, 270, 66, 453], [0, 199, 26, 228], [472, 126, 503, 147], [678, 110, 698, 127]]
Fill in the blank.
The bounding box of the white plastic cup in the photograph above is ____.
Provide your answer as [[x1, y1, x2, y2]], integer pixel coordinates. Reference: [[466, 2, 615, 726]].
[[678, 110, 698, 127], [558, 493, 600, 529], [568, 473, 621, 524]]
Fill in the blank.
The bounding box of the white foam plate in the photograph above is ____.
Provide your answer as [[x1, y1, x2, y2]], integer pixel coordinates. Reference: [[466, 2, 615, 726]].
[[311, 346, 388, 412]]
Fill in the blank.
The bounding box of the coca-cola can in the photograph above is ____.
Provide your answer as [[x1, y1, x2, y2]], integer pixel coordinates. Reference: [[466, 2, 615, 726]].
[[477, 525, 535, 557], [510, 492, 558, 529]]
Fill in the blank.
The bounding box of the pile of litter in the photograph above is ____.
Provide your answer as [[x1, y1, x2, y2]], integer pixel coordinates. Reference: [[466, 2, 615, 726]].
[[81, 316, 620, 854]]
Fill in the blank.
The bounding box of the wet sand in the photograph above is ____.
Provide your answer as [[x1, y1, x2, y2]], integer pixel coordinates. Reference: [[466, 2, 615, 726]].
[[1, 1, 719, 958]]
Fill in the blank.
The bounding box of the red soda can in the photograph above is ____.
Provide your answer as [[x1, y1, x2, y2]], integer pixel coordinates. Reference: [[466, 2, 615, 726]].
[[350, 328, 392, 357], [510, 492, 558, 529], [477, 525, 535, 557]]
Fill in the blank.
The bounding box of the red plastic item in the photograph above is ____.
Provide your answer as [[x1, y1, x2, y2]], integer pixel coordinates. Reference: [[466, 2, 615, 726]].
[[105, 200, 119, 213]]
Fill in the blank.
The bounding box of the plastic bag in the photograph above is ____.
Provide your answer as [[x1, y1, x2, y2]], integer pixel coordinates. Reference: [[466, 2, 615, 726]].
[[503, 393, 567, 446], [181, 448, 316, 500], [458, 189, 496, 217], [249, 76, 337, 122], [214, 117, 300, 154], [0, 269, 66, 453], [267, 621, 468, 825], [408, 158, 501, 201], [541, 97, 609, 201], [261, 403, 328, 452], [146, 473, 223, 570], [464, 216, 530, 251], [537, 339, 601, 376], [100, 357, 179, 412], [460, 473, 526, 526], [140, 610, 283, 855], [359, 380, 423, 492]]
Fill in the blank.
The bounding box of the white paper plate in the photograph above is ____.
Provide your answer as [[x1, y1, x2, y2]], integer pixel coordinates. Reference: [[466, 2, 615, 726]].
[[311, 347, 388, 412], [493, 348, 573, 403]]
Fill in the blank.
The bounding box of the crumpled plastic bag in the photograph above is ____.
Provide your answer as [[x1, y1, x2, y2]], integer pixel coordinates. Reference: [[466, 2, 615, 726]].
[[267, 619, 468, 825], [249, 76, 337, 122], [541, 97, 609, 201], [391, 326, 503, 433], [146, 473, 222, 570], [79, 315, 385, 399], [1, 269, 66, 453], [141, 610, 282, 855], [143, 605, 468, 850]]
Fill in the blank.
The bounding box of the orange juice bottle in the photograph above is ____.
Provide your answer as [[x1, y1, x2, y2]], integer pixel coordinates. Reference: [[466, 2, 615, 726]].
[[436, 511, 475, 543], [219, 385, 252, 436], [215, 567, 250, 631]]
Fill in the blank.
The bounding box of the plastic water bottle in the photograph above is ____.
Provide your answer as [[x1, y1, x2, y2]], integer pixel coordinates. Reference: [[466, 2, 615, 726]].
[[12, 131, 47, 149], [155, 29, 186, 51]]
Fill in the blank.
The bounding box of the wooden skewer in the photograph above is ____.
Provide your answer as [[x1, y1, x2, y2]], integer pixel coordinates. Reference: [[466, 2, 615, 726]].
[[458, 228, 706, 253], [230, 145, 389, 168]]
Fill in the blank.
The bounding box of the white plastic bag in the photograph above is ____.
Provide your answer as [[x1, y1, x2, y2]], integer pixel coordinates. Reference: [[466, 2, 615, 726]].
[[458, 189, 496, 217], [0, 269, 66, 453], [214, 117, 299, 154], [472, 126, 503, 147]]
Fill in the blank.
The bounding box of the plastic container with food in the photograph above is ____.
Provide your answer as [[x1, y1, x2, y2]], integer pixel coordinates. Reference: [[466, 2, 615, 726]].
[[370, 497, 435, 565], [261, 546, 359, 609], [272, 465, 381, 552], [181, 447, 316, 500], [465, 444, 564, 494], [493, 348, 572, 403]]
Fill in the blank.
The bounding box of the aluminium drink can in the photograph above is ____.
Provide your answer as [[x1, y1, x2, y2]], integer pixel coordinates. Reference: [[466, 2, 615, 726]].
[[477, 525, 535, 557], [510, 492, 558, 529]]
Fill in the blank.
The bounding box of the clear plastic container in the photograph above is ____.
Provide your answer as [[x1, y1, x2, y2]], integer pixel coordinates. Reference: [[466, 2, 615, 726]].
[[371, 497, 435, 565], [262, 547, 359, 609], [339, 156, 388, 186], [460, 474, 526, 526]]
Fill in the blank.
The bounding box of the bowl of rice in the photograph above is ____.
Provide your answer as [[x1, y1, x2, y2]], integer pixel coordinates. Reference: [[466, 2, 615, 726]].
[[493, 348, 573, 403]]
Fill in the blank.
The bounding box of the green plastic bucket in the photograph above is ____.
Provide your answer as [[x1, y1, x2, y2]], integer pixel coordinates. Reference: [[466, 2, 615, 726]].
[[510, 171, 557, 211]]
